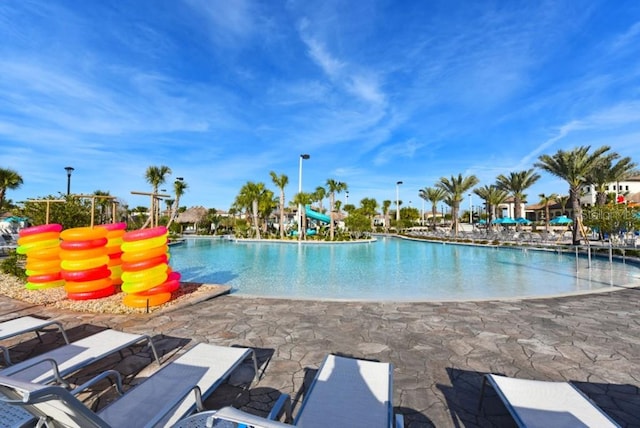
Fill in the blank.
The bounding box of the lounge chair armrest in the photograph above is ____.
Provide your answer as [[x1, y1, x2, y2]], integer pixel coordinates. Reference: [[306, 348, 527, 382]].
[[70, 369, 125, 396], [7, 358, 70, 388], [143, 384, 203, 428], [201, 407, 293, 428], [267, 393, 292, 423]]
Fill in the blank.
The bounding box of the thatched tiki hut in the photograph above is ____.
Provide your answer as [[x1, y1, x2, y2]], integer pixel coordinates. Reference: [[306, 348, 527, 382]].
[[175, 206, 208, 234]]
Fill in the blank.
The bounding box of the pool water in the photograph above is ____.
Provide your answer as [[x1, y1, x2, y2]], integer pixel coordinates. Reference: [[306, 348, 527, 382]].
[[168, 236, 640, 301]]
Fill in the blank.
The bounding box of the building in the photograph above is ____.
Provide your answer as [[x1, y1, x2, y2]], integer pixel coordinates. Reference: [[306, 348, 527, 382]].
[[580, 175, 640, 206]]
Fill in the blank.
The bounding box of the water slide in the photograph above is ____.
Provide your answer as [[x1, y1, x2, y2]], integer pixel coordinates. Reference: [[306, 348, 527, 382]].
[[305, 206, 331, 223]]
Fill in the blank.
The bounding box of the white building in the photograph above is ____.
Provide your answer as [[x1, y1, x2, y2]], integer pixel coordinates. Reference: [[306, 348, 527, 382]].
[[580, 175, 640, 206]]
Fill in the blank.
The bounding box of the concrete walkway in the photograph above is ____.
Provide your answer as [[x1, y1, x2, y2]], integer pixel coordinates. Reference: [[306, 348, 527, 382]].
[[1, 288, 639, 427]]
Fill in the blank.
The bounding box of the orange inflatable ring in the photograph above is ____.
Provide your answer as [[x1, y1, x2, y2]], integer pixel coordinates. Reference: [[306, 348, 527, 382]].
[[61, 255, 110, 271], [123, 292, 171, 308], [121, 235, 167, 253], [60, 237, 108, 250], [98, 222, 127, 232], [17, 232, 60, 246], [26, 280, 65, 290], [17, 239, 60, 255], [106, 245, 124, 255], [121, 254, 168, 272], [27, 272, 62, 283], [61, 265, 110, 281], [26, 258, 61, 272], [120, 245, 168, 263], [121, 264, 167, 283], [59, 247, 107, 261], [136, 279, 180, 296], [27, 246, 61, 260], [123, 226, 167, 242], [67, 285, 115, 300], [19, 224, 63, 237], [121, 272, 168, 294], [65, 277, 113, 293], [60, 227, 107, 241]]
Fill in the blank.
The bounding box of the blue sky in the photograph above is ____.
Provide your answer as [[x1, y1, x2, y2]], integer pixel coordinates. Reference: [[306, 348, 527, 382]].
[[2, 0, 640, 213]]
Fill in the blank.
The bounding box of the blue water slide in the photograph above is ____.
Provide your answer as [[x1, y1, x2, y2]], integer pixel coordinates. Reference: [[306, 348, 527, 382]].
[[305, 206, 331, 223]]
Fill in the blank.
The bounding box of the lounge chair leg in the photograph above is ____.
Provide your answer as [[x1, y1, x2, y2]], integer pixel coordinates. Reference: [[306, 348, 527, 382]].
[[251, 350, 260, 382], [1, 345, 12, 366], [478, 376, 488, 412]]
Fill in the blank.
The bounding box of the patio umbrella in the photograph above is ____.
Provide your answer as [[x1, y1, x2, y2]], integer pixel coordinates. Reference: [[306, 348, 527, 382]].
[[500, 217, 518, 225], [491, 218, 503, 225], [515, 217, 532, 225], [478, 219, 487, 225], [549, 215, 573, 225]]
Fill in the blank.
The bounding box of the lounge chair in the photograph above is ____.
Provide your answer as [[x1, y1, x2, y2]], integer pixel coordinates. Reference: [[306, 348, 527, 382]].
[[0, 316, 70, 365], [0, 342, 258, 428], [479, 374, 621, 427], [174, 354, 404, 428], [0, 329, 160, 386]]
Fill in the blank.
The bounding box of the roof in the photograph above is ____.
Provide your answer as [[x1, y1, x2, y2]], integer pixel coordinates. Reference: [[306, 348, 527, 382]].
[[175, 206, 208, 223]]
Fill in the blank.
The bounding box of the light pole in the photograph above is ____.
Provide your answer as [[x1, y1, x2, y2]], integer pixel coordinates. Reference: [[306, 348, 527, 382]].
[[395, 181, 403, 221], [468, 193, 473, 225], [298, 154, 310, 240], [64, 166, 74, 195]]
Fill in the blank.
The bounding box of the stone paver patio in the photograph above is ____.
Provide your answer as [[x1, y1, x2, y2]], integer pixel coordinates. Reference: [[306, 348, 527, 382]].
[[1, 287, 639, 427]]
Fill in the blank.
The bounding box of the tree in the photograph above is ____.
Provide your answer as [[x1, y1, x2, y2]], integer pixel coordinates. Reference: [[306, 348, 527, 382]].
[[270, 171, 289, 239], [292, 192, 313, 239], [495, 169, 540, 221], [326, 179, 348, 240], [19, 194, 91, 229], [344, 210, 371, 239], [535, 145, 613, 245], [234, 181, 269, 239], [359, 198, 378, 229], [0, 168, 23, 212], [436, 174, 479, 235], [166, 179, 188, 230], [586, 156, 637, 206], [474, 185, 509, 226], [142, 165, 172, 228], [313, 186, 327, 212], [419, 187, 447, 230], [381, 200, 392, 233], [538, 193, 558, 231]]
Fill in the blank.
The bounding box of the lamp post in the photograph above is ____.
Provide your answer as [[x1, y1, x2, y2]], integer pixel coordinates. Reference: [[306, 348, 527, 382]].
[[298, 154, 310, 240], [395, 181, 403, 221], [64, 166, 74, 195], [468, 193, 473, 225]]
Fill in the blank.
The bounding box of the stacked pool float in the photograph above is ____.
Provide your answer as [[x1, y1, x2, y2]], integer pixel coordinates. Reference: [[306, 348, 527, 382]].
[[97, 222, 127, 289], [60, 227, 114, 300], [121, 226, 181, 308], [17, 224, 64, 290]]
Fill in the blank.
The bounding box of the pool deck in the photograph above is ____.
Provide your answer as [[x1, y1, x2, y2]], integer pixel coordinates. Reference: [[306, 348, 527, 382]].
[[1, 288, 639, 427]]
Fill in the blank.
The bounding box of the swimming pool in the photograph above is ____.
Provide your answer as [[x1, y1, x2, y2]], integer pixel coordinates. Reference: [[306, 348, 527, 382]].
[[168, 236, 640, 301]]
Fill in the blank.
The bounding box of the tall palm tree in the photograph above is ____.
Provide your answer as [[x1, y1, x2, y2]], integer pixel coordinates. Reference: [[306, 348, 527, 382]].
[[381, 200, 392, 233], [270, 171, 289, 239], [474, 185, 509, 226], [292, 192, 313, 239], [556, 195, 570, 215], [166, 179, 188, 229], [359, 197, 378, 229], [495, 169, 540, 221], [538, 193, 558, 231], [419, 187, 447, 230], [436, 174, 479, 235], [326, 179, 348, 240], [313, 186, 327, 212], [586, 156, 637, 206], [142, 165, 172, 228], [234, 181, 268, 239], [535, 145, 613, 245], [0, 168, 23, 211]]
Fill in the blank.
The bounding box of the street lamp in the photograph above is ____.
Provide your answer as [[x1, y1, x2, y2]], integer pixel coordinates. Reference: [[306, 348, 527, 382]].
[[395, 181, 403, 221], [468, 193, 473, 225], [298, 154, 310, 240], [345, 191, 349, 205], [64, 166, 74, 195]]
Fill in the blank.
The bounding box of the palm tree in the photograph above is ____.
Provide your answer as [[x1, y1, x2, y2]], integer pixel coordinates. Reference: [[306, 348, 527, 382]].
[[436, 174, 479, 235], [495, 169, 541, 221], [142, 165, 172, 228], [92, 190, 112, 224], [0, 168, 23, 211], [326, 179, 348, 240], [474, 185, 509, 226], [538, 193, 558, 231], [270, 172, 289, 239], [292, 192, 313, 239], [586, 156, 637, 206], [166, 179, 188, 230], [535, 145, 613, 245], [381, 200, 392, 233], [234, 181, 268, 239], [313, 186, 327, 212], [359, 198, 378, 229], [419, 187, 447, 230]]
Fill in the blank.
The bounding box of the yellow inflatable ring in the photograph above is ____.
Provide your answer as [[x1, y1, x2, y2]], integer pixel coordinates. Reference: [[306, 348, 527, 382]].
[[123, 226, 167, 242], [26, 280, 65, 290], [17, 239, 60, 255], [17, 231, 60, 246], [123, 292, 171, 308], [59, 247, 107, 261], [61, 255, 110, 271], [120, 245, 168, 263], [121, 263, 167, 283], [64, 277, 113, 293], [121, 272, 168, 294], [60, 227, 107, 241], [120, 235, 167, 253], [27, 246, 61, 260], [19, 224, 63, 237]]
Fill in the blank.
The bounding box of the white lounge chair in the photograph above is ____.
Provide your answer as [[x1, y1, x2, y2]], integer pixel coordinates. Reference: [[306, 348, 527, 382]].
[[174, 354, 404, 428], [0, 342, 258, 428], [479, 374, 621, 428], [0, 329, 160, 386], [0, 316, 70, 365]]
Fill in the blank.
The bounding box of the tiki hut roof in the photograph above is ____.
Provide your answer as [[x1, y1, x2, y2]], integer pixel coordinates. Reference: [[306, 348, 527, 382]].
[[175, 206, 208, 224]]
